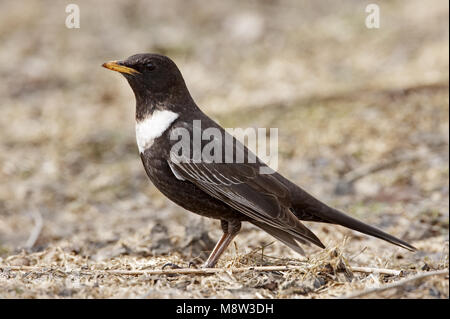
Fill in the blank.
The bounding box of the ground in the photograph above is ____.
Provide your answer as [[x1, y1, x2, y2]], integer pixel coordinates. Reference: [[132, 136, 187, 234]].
[[0, 0, 448, 298]]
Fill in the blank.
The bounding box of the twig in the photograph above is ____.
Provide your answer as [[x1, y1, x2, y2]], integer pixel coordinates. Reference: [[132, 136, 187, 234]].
[[242, 241, 275, 258], [340, 269, 449, 299], [0, 265, 405, 276], [25, 211, 43, 249], [350, 266, 401, 276], [348, 247, 368, 261]]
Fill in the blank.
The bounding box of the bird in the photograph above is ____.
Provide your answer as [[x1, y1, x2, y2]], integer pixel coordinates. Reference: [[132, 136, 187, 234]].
[[102, 53, 415, 268]]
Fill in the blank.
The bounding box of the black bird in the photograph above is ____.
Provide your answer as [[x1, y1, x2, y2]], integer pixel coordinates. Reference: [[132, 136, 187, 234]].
[[102, 53, 415, 268]]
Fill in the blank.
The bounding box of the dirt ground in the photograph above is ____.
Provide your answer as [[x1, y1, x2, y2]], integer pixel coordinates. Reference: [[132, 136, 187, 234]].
[[0, 0, 448, 299]]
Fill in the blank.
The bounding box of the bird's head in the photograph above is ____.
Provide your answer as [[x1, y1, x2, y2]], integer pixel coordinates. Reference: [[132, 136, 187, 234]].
[[102, 54, 193, 117]]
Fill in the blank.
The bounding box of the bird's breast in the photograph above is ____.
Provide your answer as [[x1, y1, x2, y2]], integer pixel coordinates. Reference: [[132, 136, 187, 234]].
[[135, 110, 179, 153]]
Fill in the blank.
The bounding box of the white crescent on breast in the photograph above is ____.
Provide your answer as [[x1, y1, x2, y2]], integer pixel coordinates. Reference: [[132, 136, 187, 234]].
[[135, 110, 179, 153]]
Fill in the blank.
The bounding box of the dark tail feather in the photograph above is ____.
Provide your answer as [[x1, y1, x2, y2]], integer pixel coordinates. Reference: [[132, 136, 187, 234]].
[[307, 206, 416, 251], [280, 174, 416, 251]]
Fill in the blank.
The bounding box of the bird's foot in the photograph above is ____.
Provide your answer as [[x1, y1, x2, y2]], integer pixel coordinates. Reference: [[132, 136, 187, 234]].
[[162, 261, 199, 270], [161, 262, 182, 270]]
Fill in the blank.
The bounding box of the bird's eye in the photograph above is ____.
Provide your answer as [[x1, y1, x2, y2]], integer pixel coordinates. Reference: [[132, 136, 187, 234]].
[[145, 62, 155, 71]]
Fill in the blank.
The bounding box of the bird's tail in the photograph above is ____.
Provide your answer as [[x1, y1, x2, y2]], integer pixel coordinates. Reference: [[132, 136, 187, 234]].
[[298, 204, 416, 251], [284, 177, 417, 251]]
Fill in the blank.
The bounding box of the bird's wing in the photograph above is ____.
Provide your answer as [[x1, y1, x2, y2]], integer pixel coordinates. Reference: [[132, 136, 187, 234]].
[[167, 149, 325, 249]]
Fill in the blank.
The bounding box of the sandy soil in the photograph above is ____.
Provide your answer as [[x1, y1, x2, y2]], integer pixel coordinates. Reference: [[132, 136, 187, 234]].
[[0, 0, 448, 298]]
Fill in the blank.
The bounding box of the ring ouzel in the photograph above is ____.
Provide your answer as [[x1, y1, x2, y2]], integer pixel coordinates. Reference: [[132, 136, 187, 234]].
[[102, 54, 415, 268]]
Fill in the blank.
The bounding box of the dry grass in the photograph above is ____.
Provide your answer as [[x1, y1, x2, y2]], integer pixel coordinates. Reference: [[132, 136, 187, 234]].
[[0, 0, 448, 298]]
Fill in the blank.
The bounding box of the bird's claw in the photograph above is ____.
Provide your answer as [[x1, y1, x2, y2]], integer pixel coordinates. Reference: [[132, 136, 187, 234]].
[[162, 261, 199, 269], [162, 262, 182, 270]]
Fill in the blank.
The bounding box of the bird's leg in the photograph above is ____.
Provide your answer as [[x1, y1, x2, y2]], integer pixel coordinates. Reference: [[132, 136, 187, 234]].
[[202, 220, 241, 268]]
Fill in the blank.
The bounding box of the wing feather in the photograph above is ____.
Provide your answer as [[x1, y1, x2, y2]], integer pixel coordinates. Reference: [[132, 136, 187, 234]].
[[168, 159, 324, 249]]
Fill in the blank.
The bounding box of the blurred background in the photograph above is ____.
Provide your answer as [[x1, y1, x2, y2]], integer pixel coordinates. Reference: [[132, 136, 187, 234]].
[[0, 0, 448, 298]]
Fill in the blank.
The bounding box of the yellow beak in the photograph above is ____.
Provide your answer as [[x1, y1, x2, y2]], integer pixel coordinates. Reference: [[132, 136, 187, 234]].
[[102, 61, 140, 75]]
